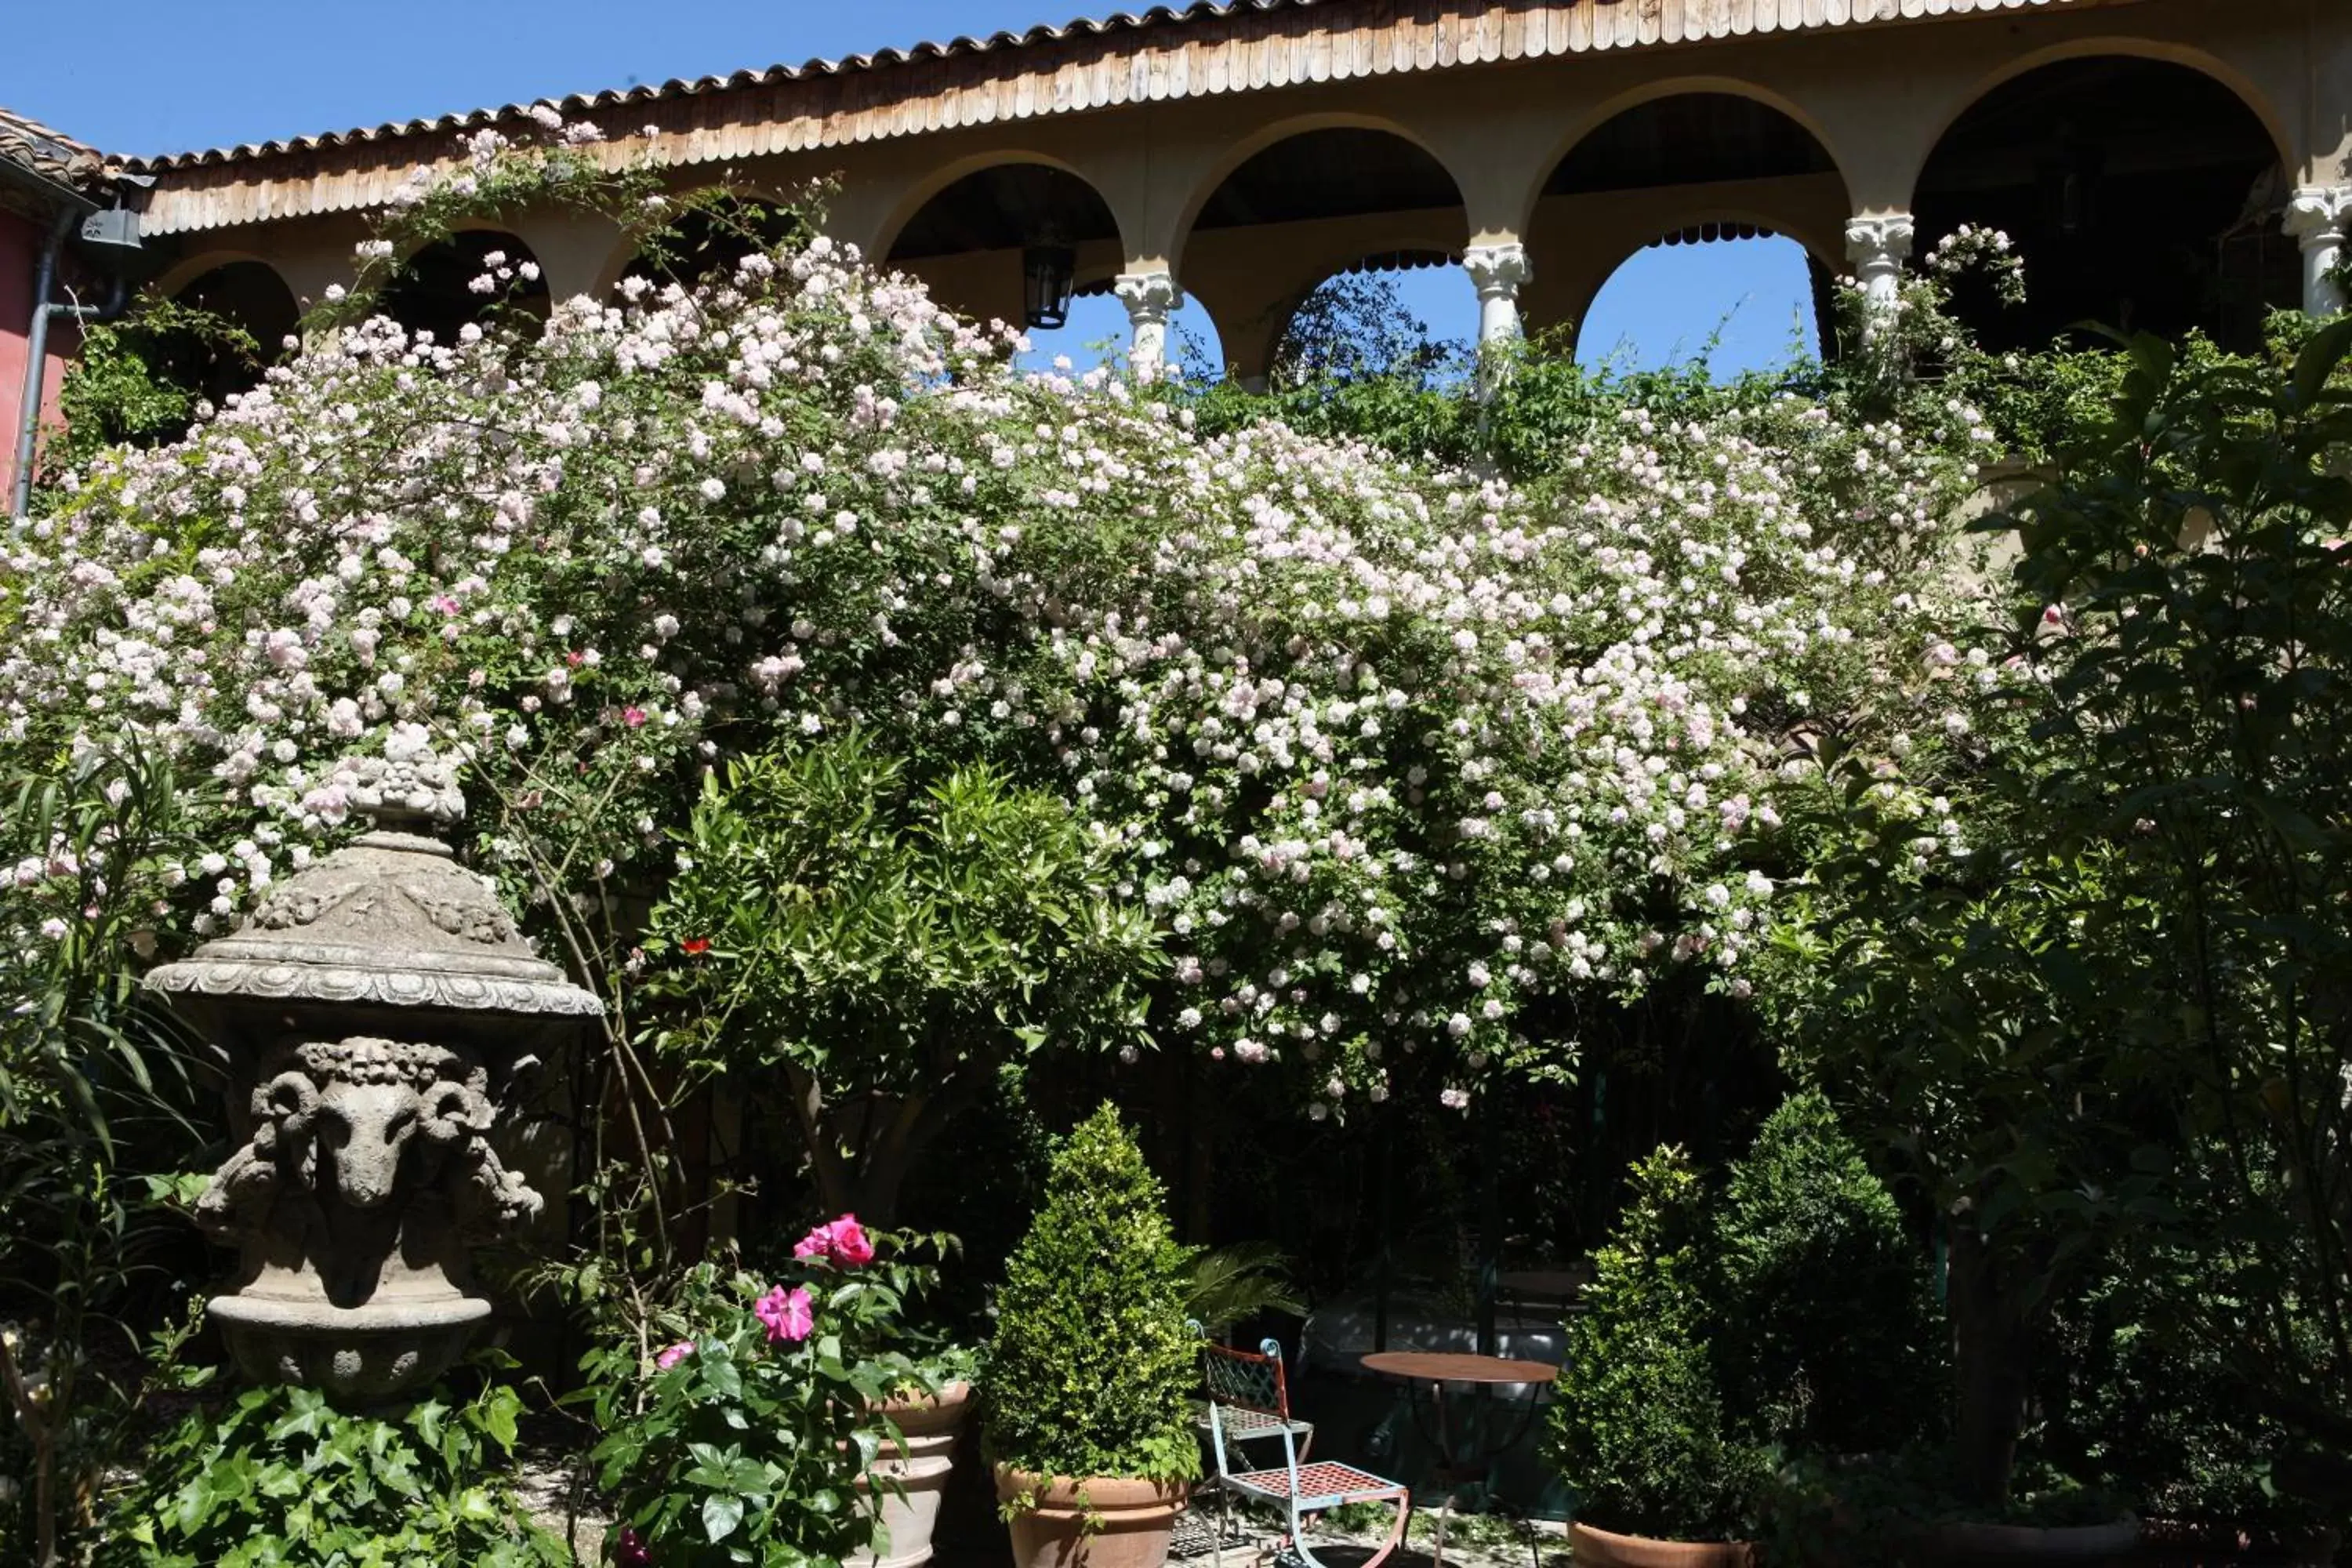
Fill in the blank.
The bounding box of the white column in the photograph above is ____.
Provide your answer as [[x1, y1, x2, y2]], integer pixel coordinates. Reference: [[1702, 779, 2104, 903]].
[[1115, 269, 1181, 378], [1844, 214, 1916, 336], [2285, 187, 2352, 317], [1462, 241, 1531, 345]]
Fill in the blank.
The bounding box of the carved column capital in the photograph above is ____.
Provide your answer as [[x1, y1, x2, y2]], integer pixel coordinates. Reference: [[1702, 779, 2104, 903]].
[[1115, 269, 1181, 376], [2285, 187, 2352, 316], [2285, 186, 2352, 244], [1843, 215, 1917, 268], [1114, 269, 1181, 322], [1462, 241, 1532, 299], [1463, 242, 1532, 368], [1845, 213, 1916, 336]]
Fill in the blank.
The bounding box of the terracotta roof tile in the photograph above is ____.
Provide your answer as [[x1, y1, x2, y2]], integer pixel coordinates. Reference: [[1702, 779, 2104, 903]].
[[118, 0, 1302, 172], [0, 105, 104, 187]]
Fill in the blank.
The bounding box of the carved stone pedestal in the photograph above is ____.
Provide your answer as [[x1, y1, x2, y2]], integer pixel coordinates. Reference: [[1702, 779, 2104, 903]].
[[145, 771, 600, 1401]]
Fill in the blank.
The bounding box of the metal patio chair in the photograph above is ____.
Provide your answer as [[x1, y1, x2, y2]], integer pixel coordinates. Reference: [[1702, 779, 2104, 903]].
[[1195, 1326, 1316, 1461], [1202, 1338, 1410, 1568]]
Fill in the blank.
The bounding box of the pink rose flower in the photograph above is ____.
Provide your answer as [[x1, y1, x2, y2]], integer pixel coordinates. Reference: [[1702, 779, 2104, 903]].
[[793, 1214, 875, 1267], [754, 1284, 814, 1344], [655, 1341, 694, 1370]]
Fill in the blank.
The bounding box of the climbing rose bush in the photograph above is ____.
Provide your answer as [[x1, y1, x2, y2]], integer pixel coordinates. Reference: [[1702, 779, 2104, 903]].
[[0, 155, 2001, 1112]]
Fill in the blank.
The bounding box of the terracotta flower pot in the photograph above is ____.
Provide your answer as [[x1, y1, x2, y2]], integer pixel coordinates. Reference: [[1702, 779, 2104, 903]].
[[993, 1464, 1187, 1568], [857, 1381, 974, 1568], [1568, 1520, 1757, 1568]]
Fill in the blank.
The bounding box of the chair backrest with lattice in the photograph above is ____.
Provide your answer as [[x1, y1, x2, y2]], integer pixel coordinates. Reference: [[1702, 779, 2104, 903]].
[[1200, 1337, 1292, 1421], [1200, 1337, 1301, 1483]]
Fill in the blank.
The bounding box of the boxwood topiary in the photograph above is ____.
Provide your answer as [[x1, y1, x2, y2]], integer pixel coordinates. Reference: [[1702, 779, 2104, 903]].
[[982, 1103, 1202, 1487], [1548, 1147, 1769, 1542], [1715, 1091, 1944, 1458]]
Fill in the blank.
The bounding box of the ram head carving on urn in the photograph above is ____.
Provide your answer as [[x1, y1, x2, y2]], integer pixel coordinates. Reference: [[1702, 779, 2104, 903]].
[[145, 753, 600, 1399]]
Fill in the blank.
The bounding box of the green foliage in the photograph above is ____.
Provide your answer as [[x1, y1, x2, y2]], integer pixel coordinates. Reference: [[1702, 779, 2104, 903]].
[[1766, 321, 2352, 1508], [1552, 1107, 1936, 1543], [983, 1105, 1201, 1487], [1715, 1092, 1944, 1457], [1548, 1148, 1766, 1541], [1994, 321, 2352, 1481], [1760, 1446, 2128, 1564], [1182, 1242, 1305, 1339], [649, 731, 1163, 1219], [47, 297, 263, 481], [2040, 1250, 2337, 1534], [1269, 272, 1453, 389], [582, 1239, 939, 1568], [96, 1380, 565, 1568], [1, 746, 211, 1568]]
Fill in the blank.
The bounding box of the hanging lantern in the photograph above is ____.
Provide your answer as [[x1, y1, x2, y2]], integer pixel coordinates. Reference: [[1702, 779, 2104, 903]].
[[1022, 239, 1076, 330]]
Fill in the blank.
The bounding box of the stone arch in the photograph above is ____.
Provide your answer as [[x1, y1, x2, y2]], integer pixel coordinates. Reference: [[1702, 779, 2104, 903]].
[[1904, 37, 2297, 203], [379, 227, 550, 343], [600, 192, 808, 297], [1202, 220, 1474, 387], [1524, 91, 1851, 343], [158, 256, 303, 403], [1555, 223, 1830, 368], [871, 151, 1134, 266], [876, 156, 1127, 330], [1167, 112, 1474, 275], [1571, 207, 1843, 280], [1178, 126, 1471, 384], [1911, 49, 2295, 350], [154, 249, 282, 301], [1517, 77, 1858, 241]]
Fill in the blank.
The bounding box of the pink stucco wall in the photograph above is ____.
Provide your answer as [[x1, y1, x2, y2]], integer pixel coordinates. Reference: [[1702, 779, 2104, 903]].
[[0, 206, 75, 501]]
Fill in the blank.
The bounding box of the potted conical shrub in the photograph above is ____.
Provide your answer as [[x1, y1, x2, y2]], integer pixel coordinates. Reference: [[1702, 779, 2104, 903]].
[[985, 1105, 1200, 1568], [1550, 1148, 1768, 1568]]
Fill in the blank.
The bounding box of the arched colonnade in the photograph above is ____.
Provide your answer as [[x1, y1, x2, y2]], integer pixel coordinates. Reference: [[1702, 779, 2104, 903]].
[[156, 0, 2352, 384]]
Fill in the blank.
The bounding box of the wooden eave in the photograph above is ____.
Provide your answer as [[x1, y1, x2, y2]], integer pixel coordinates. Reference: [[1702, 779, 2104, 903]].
[[132, 0, 2125, 237]]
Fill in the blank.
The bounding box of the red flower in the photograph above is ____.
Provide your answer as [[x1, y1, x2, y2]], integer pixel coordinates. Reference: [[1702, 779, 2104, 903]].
[[793, 1214, 875, 1267], [754, 1284, 815, 1344], [681, 938, 711, 956]]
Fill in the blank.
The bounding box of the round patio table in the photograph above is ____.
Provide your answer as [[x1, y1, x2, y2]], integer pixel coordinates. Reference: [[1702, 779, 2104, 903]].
[[1359, 1352, 1560, 1568]]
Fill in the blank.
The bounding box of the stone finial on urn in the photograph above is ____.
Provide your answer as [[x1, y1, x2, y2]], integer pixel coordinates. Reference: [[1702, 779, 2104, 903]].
[[145, 752, 600, 1399]]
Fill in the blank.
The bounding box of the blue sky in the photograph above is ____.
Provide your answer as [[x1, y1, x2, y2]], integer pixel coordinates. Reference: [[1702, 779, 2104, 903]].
[[2, 1, 1812, 376]]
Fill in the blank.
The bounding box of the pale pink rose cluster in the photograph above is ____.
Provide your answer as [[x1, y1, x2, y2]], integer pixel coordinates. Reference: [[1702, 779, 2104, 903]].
[[0, 129, 2003, 1112]]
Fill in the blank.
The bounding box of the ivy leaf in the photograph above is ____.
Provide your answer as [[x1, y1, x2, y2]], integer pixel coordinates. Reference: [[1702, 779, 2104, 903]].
[[408, 1399, 448, 1451], [475, 1387, 521, 1452]]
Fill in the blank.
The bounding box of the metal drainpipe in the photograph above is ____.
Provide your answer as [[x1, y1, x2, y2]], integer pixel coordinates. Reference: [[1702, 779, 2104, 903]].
[[11, 209, 128, 521]]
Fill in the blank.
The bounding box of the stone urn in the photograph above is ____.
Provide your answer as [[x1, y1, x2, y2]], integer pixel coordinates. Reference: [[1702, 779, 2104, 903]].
[[858, 1380, 971, 1568], [144, 755, 601, 1400]]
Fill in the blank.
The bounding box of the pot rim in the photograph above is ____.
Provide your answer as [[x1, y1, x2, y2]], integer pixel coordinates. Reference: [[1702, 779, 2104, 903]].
[[992, 1464, 1189, 1512], [876, 1378, 973, 1416], [1566, 1519, 1758, 1565]]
